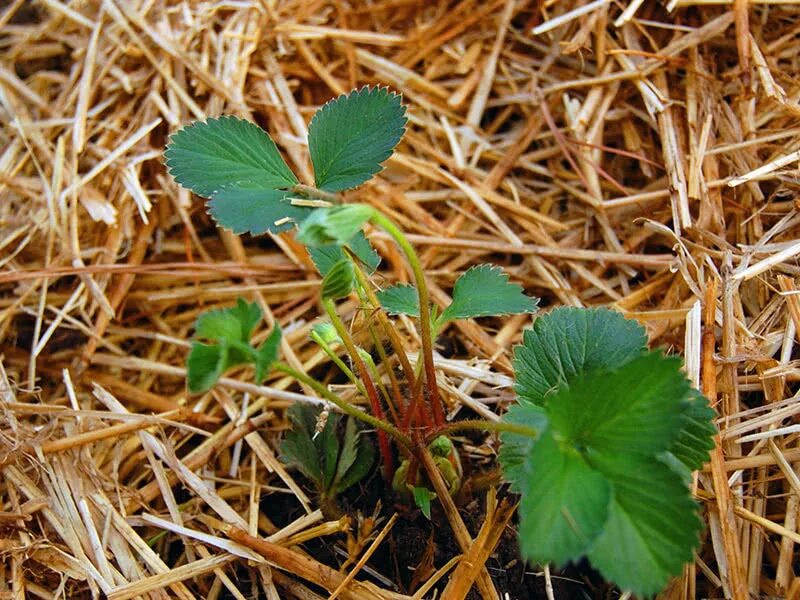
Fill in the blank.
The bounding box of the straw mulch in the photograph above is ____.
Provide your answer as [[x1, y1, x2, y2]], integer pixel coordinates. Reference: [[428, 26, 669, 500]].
[[2, 1, 800, 598]]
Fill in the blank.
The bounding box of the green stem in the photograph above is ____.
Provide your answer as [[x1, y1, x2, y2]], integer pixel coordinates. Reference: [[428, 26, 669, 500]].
[[427, 419, 540, 443], [322, 298, 397, 478], [310, 331, 363, 395], [369, 211, 444, 427], [273, 362, 412, 450]]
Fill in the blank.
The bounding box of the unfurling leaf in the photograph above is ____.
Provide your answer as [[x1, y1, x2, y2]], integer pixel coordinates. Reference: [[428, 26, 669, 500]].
[[165, 117, 308, 235], [439, 265, 538, 324], [297, 205, 375, 247], [412, 486, 436, 520], [309, 231, 380, 277], [308, 87, 407, 192], [321, 259, 356, 299]]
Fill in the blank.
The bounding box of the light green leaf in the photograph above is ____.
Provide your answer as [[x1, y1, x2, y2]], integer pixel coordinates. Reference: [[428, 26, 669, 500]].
[[165, 117, 305, 235], [311, 322, 341, 346], [439, 265, 538, 324], [195, 298, 261, 343], [321, 259, 355, 299], [297, 205, 375, 248], [586, 452, 704, 597], [517, 429, 611, 566], [208, 185, 311, 235], [254, 325, 282, 384], [187, 343, 226, 393], [308, 87, 407, 192], [546, 353, 689, 457], [412, 486, 436, 520], [309, 231, 380, 277], [376, 284, 419, 317], [514, 307, 647, 406], [165, 116, 297, 196]]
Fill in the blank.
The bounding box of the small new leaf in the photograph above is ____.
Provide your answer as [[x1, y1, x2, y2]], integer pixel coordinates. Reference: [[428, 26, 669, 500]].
[[196, 298, 261, 343], [165, 117, 308, 235], [186, 343, 226, 394], [376, 284, 419, 317], [255, 325, 282, 385], [309, 231, 380, 277], [412, 486, 436, 520], [439, 265, 538, 324], [308, 87, 407, 192]]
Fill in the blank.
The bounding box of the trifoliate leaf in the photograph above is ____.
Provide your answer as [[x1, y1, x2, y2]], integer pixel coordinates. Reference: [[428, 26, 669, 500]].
[[165, 117, 306, 235], [195, 298, 261, 343], [165, 116, 298, 196], [308, 87, 407, 192], [376, 284, 419, 317], [514, 307, 647, 406], [546, 353, 690, 457], [297, 205, 375, 247], [321, 259, 355, 299], [254, 325, 282, 385], [412, 486, 436, 520], [439, 265, 538, 324], [186, 343, 226, 393], [208, 185, 311, 235], [517, 428, 611, 566], [586, 452, 704, 597], [309, 231, 380, 277]]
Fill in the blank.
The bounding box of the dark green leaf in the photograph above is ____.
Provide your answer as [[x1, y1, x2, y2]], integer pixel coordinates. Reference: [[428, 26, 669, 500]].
[[321, 259, 355, 299], [376, 284, 419, 317], [514, 307, 647, 406], [309, 231, 380, 277], [280, 404, 324, 488], [517, 429, 611, 566], [186, 343, 226, 393], [498, 403, 547, 493], [165, 116, 297, 197], [665, 390, 716, 473], [439, 265, 538, 323], [316, 412, 340, 491], [332, 417, 375, 494], [546, 353, 689, 457], [254, 325, 282, 384], [412, 487, 436, 520], [586, 452, 704, 596], [308, 87, 407, 192], [208, 185, 311, 235]]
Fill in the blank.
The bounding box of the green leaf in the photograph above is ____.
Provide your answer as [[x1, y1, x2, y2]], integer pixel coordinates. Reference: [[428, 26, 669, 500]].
[[297, 205, 375, 247], [665, 390, 716, 473], [316, 412, 340, 491], [165, 116, 297, 197], [280, 404, 324, 488], [186, 343, 226, 393], [208, 185, 311, 235], [546, 353, 690, 457], [332, 417, 375, 494], [309, 231, 380, 277], [412, 486, 436, 520], [439, 265, 539, 324], [321, 259, 355, 299], [196, 298, 261, 343], [376, 284, 419, 317], [254, 325, 282, 384], [308, 87, 407, 192], [165, 117, 306, 235], [498, 403, 547, 493], [586, 452, 704, 596], [516, 428, 611, 566], [514, 307, 647, 406]]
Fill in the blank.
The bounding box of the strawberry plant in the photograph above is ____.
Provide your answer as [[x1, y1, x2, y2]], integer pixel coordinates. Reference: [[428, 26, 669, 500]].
[[165, 86, 715, 596]]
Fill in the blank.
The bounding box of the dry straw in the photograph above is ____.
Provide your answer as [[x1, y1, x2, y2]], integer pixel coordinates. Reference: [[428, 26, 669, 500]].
[[2, 0, 800, 598]]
